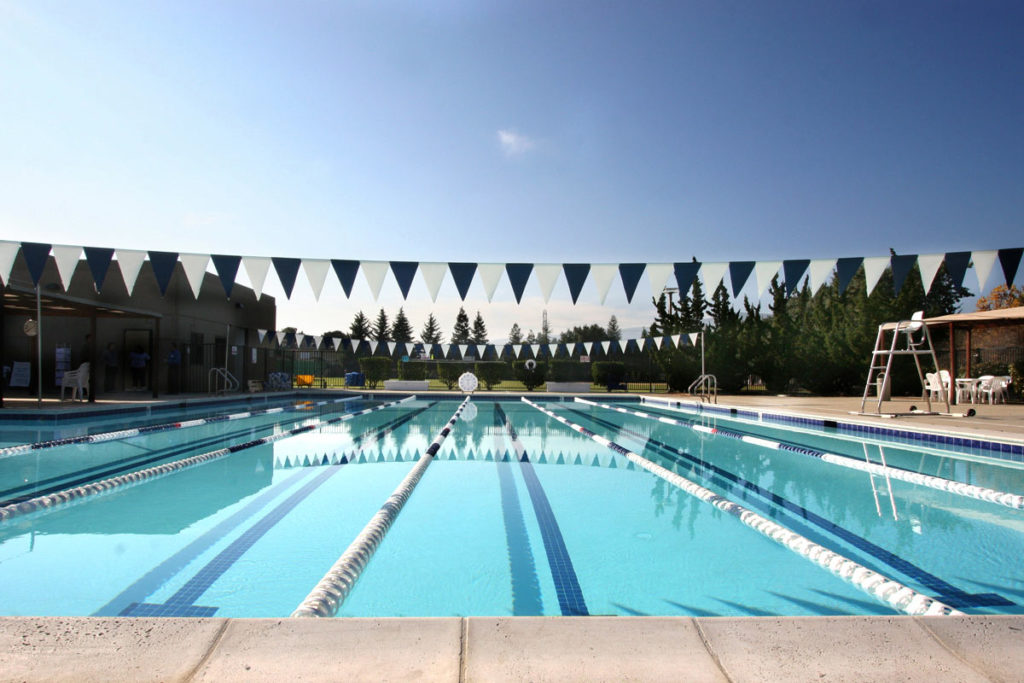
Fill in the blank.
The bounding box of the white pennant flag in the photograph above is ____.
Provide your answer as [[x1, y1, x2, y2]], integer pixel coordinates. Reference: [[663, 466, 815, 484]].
[[360, 261, 389, 300], [478, 263, 504, 302], [700, 262, 728, 293], [303, 259, 331, 301], [297, 334, 307, 348], [51, 245, 82, 290], [754, 260, 783, 298], [917, 253, 944, 294], [590, 264, 617, 304], [653, 337, 663, 350], [257, 329, 267, 343], [387, 341, 398, 355], [115, 249, 147, 295], [534, 264, 561, 303], [647, 263, 673, 298], [601, 340, 611, 354], [418, 262, 447, 302], [548, 343, 559, 357], [458, 344, 469, 358], [513, 345, 523, 359], [671, 334, 682, 348], [350, 339, 360, 352], [477, 344, 488, 358], [0, 241, 20, 284], [369, 340, 379, 354], [179, 253, 210, 298], [529, 344, 540, 357], [689, 333, 699, 346], [808, 258, 837, 294], [441, 344, 451, 357], [314, 335, 323, 348], [276, 331, 287, 346], [582, 342, 593, 355], [332, 337, 342, 350], [863, 256, 890, 296], [972, 250, 998, 290], [243, 256, 272, 300]]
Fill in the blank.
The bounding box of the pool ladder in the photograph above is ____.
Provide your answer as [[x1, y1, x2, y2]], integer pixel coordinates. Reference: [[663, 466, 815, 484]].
[[208, 367, 240, 394], [864, 443, 898, 520], [688, 374, 717, 403]]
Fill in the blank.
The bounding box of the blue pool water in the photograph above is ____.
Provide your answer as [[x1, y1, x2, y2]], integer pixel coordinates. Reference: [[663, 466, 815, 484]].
[[0, 396, 1021, 618]]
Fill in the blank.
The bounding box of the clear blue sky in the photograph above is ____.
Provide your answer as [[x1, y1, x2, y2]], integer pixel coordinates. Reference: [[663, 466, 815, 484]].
[[1, 1, 1021, 339]]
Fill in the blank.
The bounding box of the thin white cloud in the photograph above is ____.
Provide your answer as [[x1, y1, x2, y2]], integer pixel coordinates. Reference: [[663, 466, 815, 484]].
[[497, 129, 535, 157]]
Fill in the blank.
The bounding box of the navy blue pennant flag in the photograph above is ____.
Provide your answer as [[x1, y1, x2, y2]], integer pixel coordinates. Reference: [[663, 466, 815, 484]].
[[563, 263, 590, 304], [782, 259, 810, 296], [20, 242, 52, 286], [728, 261, 755, 297], [505, 263, 533, 303], [836, 257, 863, 295], [618, 263, 645, 303], [390, 261, 419, 299], [998, 247, 1023, 286], [891, 254, 918, 295], [147, 251, 179, 296], [331, 260, 359, 297], [673, 261, 701, 295], [448, 262, 477, 300], [272, 257, 301, 299], [83, 247, 114, 292], [943, 252, 971, 289], [211, 254, 242, 298]]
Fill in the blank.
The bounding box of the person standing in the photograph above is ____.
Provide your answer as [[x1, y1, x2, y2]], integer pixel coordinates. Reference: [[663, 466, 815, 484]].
[[129, 345, 150, 390], [167, 342, 182, 394], [102, 342, 119, 393]]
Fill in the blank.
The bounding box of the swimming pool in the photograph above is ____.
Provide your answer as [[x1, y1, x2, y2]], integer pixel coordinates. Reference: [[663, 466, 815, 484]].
[[0, 396, 1021, 618]]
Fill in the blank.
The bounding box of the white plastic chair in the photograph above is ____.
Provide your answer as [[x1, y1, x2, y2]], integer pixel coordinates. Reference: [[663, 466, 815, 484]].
[[60, 362, 90, 401], [979, 375, 1009, 405], [924, 372, 945, 401], [901, 311, 926, 348]]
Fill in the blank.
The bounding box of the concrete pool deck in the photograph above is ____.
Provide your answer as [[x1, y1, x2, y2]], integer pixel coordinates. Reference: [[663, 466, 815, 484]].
[[2, 615, 1023, 682]]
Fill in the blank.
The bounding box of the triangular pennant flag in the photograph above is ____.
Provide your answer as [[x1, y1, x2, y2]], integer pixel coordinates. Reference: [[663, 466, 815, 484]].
[[943, 251, 971, 289], [211, 254, 242, 298], [835, 257, 863, 295], [20, 242, 52, 286], [890, 254, 917, 295], [297, 334, 307, 348], [689, 332, 699, 345], [448, 262, 477, 300], [618, 263, 646, 303], [591, 264, 617, 304], [0, 241, 20, 284], [671, 334, 682, 348], [673, 261, 701, 294], [548, 343, 558, 357], [506, 263, 534, 303], [332, 337, 342, 350], [478, 263, 504, 302], [458, 344, 469, 358], [303, 259, 331, 301], [647, 263, 673, 298], [350, 339, 360, 353], [179, 253, 210, 298], [243, 256, 272, 300], [115, 249, 148, 295], [582, 342, 593, 355], [314, 335, 323, 348], [272, 257, 302, 299], [534, 264, 561, 303], [728, 261, 755, 297], [807, 258, 836, 295], [390, 261, 419, 299], [782, 259, 810, 296], [257, 329, 267, 343], [276, 331, 287, 346], [653, 337, 663, 350], [419, 262, 447, 302], [601, 340, 611, 354], [147, 251, 179, 296], [529, 344, 540, 357], [700, 262, 728, 293], [754, 260, 783, 298], [917, 253, 945, 294], [360, 261, 389, 300], [972, 250, 998, 291], [331, 259, 360, 297], [441, 343, 451, 357], [477, 344, 488, 358], [862, 256, 890, 296], [387, 341, 398, 355], [998, 247, 1023, 286], [513, 345, 523, 359], [82, 246, 114, 292], [50, 245, 82, 290], [563, 263, 590, 304]]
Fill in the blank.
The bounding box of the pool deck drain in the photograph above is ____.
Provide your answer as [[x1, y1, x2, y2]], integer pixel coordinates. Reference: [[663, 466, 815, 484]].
[[1, 615, 1022, 682]]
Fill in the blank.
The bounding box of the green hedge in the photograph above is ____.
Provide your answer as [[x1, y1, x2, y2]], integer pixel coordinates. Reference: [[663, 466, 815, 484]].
[[358, 357, 393, 389], [437, 362, 470, 390], [548, 359, 592, 382], [398, 360, 426, 380], [592, 361, 626, 389], [514, 361, 547, 391], [475, 362, 507, 390]]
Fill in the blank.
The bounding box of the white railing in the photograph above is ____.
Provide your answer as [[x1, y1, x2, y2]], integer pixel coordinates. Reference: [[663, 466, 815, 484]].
[[208, 367, 240, 394], [687, 374, 717, 403]]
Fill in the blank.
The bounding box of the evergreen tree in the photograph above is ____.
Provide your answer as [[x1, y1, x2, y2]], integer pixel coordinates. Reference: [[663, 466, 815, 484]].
[[349, 311, 371, 340], [421, 313, 443, 344], [684, 275, 707, 330], [451, 307, 471, 344], [558, 324, 606, 343], [471, 311, 489, 344], [371, 308, 390, 342], [607, 315, 621, 341], [508, 323, 524, 344], [391, 308, 414, 342], [525, 330, 537, 344]]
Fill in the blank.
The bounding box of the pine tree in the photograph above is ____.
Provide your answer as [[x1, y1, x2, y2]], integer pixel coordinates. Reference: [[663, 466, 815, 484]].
[[391, 308, 414, 342], [349, 311, 371, 340], [508, 323, 523, 344], [607, 315, 621, 341], [525, 330, 536, 344], [471, 311, 489, 344], [421, 313, 443, 344], [451, 307, 471, 344], [371, 308, 390, 342]]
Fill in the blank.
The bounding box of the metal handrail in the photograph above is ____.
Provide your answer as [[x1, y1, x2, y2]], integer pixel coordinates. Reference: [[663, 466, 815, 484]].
[[688, 374, 717, 403], [208, 367, 239, 394]]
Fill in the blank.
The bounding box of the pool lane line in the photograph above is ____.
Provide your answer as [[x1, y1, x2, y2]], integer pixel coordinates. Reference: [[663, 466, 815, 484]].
[[0, 399, 364, 506], [0, 397, 417, 526], [522, 398, 962, 617], [494, 404, 589, 616], [0, 396, 362, 458], [565, 406, 1011, 610], [293, 397, 471, 618], [576, 398, 1024, 511]]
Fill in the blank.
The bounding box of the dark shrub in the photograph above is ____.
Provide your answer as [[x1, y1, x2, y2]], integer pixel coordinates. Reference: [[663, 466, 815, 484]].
[[358, 357, 393, 389], [592, 361, 626, 390], [398, 361, 426, 380], [475, 362, 507, 390], [549, 359, 592, 382], [514, 361, 547, 391], [437, 362, 465, 390]]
